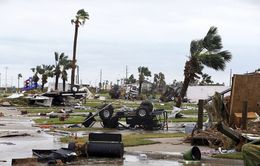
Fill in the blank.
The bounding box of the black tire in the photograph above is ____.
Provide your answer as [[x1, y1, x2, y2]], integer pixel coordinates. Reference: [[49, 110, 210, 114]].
[[71, 85, 79, 92], [101, 116, 119, 128], [68, 141, 76, 151], [89, 133, 122, 142], [99, 104, 114, 120], [136, 108, 149, 118], [139, 101, 153, 112], [86, 142, 124, 158]]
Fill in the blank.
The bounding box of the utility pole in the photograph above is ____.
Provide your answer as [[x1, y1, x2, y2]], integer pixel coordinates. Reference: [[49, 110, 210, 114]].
[[5, 67, 8, 93], [125, 65, 128, 85], [99, 69, 102, 90], [126, 65, 128, 79], [0, 73, 1, 87]]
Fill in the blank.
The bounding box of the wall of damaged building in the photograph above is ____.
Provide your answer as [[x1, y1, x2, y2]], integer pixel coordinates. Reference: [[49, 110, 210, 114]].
[[229, 73, 260, 126]]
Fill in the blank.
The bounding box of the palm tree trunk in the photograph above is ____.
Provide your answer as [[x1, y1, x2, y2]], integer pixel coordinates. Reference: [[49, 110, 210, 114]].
[[63, 79, 66, 91], [71, 21, 79, 87], [138, 81, 142, 95], [18, 78, 20, 90], [176, 76, 190, 108], [55, 75, 59, 90]]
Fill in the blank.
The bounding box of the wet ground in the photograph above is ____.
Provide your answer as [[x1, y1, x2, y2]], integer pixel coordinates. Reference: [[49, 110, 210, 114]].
[[0, 107, 244, 166]]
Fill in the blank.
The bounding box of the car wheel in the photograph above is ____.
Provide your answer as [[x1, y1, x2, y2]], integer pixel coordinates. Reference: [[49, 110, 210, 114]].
[[136, 108, 149, 118]]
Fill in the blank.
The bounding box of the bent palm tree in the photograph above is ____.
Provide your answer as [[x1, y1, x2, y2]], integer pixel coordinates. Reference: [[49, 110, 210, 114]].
[[176, 26, 232, 107], [71, 9, 89, 87]]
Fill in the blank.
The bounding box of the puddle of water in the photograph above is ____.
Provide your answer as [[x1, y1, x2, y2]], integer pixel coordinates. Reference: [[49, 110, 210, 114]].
[[66, 155, 181, 166], [0, 132, 64, 166]]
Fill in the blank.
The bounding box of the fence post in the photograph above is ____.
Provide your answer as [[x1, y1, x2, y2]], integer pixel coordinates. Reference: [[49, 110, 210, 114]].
[[197, 99, 204, 129]]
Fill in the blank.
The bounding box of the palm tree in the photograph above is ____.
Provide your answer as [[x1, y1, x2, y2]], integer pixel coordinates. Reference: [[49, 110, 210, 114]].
[[17, 73, 22, 90], [37, 65, 54, 91], [158, 72, 166, 94], [31, 66, 40, 88], [128, 74, 137, 84], [60, 57, 72, 91], [153, 73, 159, 93], [54, 52, 64, 90], [71, 9, 89, 87], [138, 66, 151, 95], [176, 26, 232, 107]]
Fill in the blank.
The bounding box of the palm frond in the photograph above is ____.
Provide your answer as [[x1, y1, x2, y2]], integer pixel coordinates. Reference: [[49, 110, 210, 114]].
[[219, 50, 232, 62], [203, 26, 223, 52], [76, 9, 89, 22], [54, 52, 59, 61], [199, 53, 226, 71]]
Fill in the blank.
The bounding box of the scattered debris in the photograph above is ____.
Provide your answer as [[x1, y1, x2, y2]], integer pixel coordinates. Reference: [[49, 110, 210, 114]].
[[185, 127, 235, 149], [33, 148, 77, 164], [168, 106, 185, 119], [12, 158, 38, 166], [204, 92, 229, 128], [0, 132, 30, 138], [27, 95, 53, 107], [1, 101, 11, 107], [160, 85, 181, 102], [27, 133, 123, 165], [20, 110, 28, 115], [138, 153, 148, 160], [183, 146, 201, 160], [7, 93, 24, 99], [0, 142, 16, 145]]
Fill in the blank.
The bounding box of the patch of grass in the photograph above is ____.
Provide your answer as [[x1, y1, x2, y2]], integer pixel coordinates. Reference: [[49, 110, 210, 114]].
[[60, 136, 88, 144], [180, 109, 198, 115], [60, 132, 188, 147], [123, 133, 187, 147], [170, 117, 206, 122], [182, 103, 197, 107], [154, 102, 174, 110], [60, 127, 114, 132], [84, 101, 102, 108], [33, 116, 85, 125], [25, 108, 57, 114], [212, 152, 243, 160]]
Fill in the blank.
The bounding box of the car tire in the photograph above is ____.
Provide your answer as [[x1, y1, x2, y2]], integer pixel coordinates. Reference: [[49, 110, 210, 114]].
[[71, 85, 79, 92], [136, 108, 149, 118], [99, 104, 114, 120]]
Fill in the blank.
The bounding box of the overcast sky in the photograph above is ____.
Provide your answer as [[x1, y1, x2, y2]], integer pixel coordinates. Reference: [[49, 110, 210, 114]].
[[0, 0, 259, 87]]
